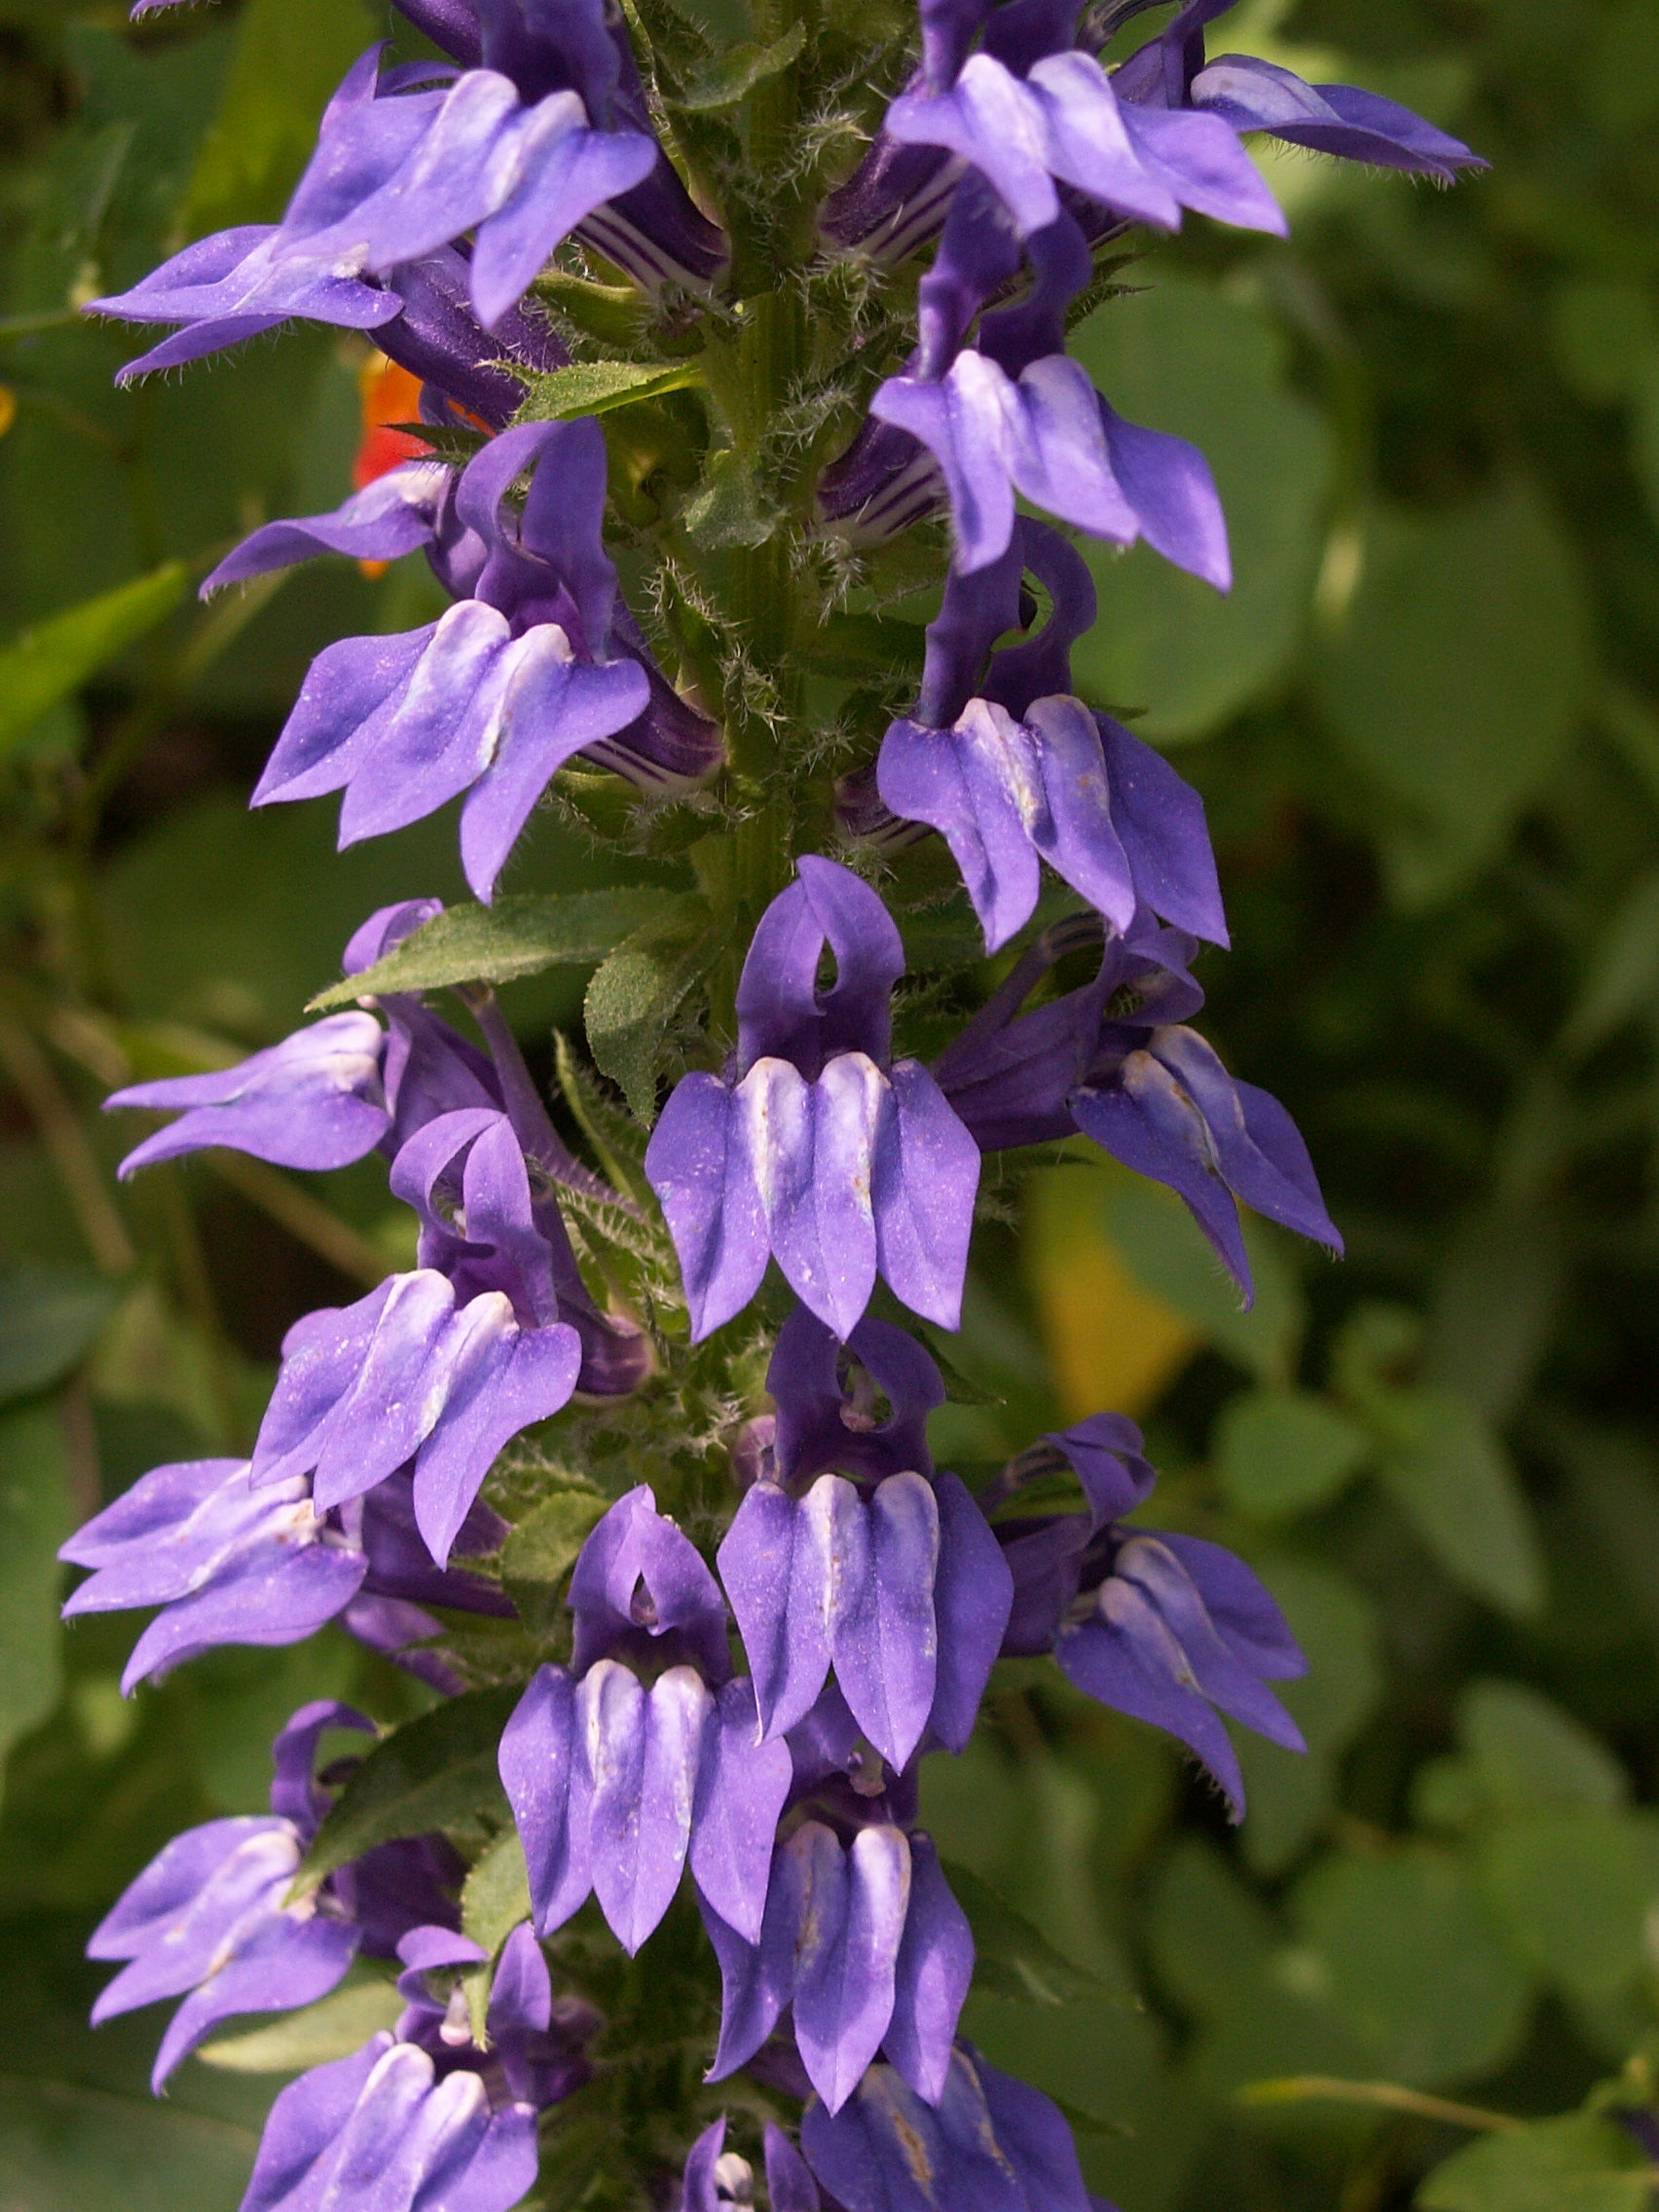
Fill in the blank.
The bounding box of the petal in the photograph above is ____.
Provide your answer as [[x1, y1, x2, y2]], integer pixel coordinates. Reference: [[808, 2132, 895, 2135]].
[[872, 1062, 979, 1330], [831, 1471, 940, 1772], [308, 1272, 461, 1509], [411, 1305, 581, 1566], [117, 1539, 369, 1693], [1056, 1594, 1246, 1817], [645, 1074, 768, 1341], [203, 461, 452, 594], [252, 627, 435, 807], [582, 1660, 711, 1955], [718, 1482, 832, 1743], [688, 1677, 793, 1945], [878, 707, 1043, 954], [1098, 397, 1231, 590], [1021, 695, 1140, 935], [1025, 51, 1182, 225], [764, 2124, 822, 2212], [240, 2036, 393, 2212], [1117, 97, 1289, 235], [1092, 713, 1227, 944], [886, 56, 1060, 236], [1008, 357, 1139, 549], [471, 120, 658, 325], [90, 1817, 291, 1959], [499, 1665, 593, 1936], [870, 357, 1017, 573], [928, 1472, 1014, 1752], [460, 651, 650, 900], [793, 1825, 911, 2115], [885, 1835, 974, 2104], [151, 1912, 357, 2091]]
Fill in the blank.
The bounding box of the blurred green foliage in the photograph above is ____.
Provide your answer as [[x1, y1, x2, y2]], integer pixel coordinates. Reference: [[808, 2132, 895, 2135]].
[[5, 1, 1659, 2209]]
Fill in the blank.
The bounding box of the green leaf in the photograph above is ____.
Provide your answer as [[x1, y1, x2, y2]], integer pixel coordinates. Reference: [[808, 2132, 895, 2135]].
[[1147, 1838, 1277, 2018], [1099, 1172, 1306, 1386], [670, 21, 805, 107], [1419, 2114, 1650, 2212], [1312, 478, 1593, 906], [0, 1264, 118, 1405], [1373, 1388, 1546, 1618], [0, 1402, 74, 1790], [1293, 1847, 1531, 2087], [183, 0, 373, 233], [1456, 1681, 1628, 1818], [299, 1685, 520, 1886], [1477, 1812, 1659, 2005], [0, 2075, 259, 2212], [310, 890, 686, 1008], [1214, 1390, 1371, 1520], [1424, 1210, 1565, 1424], [1235, 1560, 1384, 1875], [940, 1859, 1120, 2007], [682, 449, 775, 550], [0, 565, 187, 757], [461, 1828, 533, 1959], [500, 1486, 609, 1636], [198, 1978, 403, 2073], [584, 904, 712, 1123], [1561, 866, 1659, 1056], [1067, 279, 1333, 742], [520, 359, 707, 423], [1549, 279, 1659, 404]]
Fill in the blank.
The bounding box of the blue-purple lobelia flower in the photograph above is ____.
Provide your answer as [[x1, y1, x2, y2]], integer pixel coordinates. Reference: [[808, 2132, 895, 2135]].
[[206, 418, 720, 900], [104, 898, 500, 1175], [696, 1676, 976, 2113], [1112, 0, 1488, 183], [986, 1415, 1305, 1816], [680, 2118, 822, 2212], [798, 2043, 1111, 2212], [718, 1308, 1011, 1772], [866, 194, 1230, 581], [60, 1456, 514, 1693], [874, 519, 1225, 952], [882, 16, 1284, 243], [934, 907, 1341, 1298], [646, 860, 981, 1341], [92, 31, 657, 365], [250, 1106, 584, 1566], [241, 1921, 596, 2212], [499, 1486, 793, 1956], [87, 1702, 461, 2089]]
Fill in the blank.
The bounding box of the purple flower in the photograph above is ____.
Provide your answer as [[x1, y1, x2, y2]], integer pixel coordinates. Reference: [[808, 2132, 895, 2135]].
[[718, 1346, 1012, 1766], [104, 898, 499, 1177], [987, 1415, 1306, 1816], [680, 2118, 821, 2212], [646, 860, 981, 1341], [251, 1108, 583, 1565], [1114, 0, 1487, 183], [96, 41, 656, 353], [875, 524, 1225, 951], [700, 1820, 973, 2114], [87, 1702, 460, 2089], [395, 0, 730, 294], [870, 345, 1229, 581], [798, 2043, 1110, 2212], [212, 420, 719, 900], [934, 909, 1341, 1298], [241, 1922, 594, 2212], [60, 1456, 513, 1693], [499, 1488, 793, 1955], [885, 47, 1284, 240]]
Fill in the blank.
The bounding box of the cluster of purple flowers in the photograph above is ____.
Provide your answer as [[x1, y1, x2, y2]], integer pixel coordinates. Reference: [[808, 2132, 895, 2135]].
[[69, 0, 1481, 2204]]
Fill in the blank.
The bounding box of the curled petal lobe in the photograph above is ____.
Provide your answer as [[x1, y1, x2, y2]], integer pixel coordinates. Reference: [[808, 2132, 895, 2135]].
[[832, 1471, 940, 1772], [871, 1062, 979, 1332], [793, 1825, 912, 2114], [688, 1677, 793, 1945], [885, 1836, 975, 2104], [645, 1074, 768, 1342], [500, 1665, 593, 1936]]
